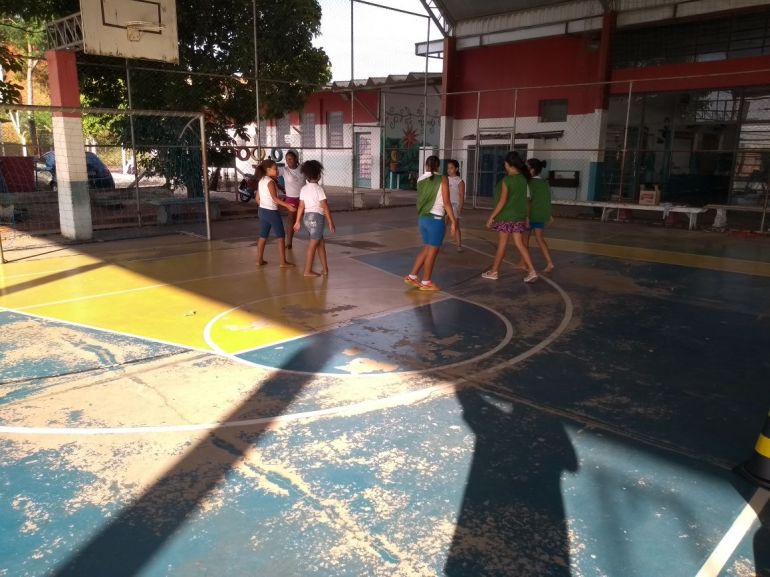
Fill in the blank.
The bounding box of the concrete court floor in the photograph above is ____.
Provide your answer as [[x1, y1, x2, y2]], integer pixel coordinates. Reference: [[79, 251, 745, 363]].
[[1, 207, 769, 577]]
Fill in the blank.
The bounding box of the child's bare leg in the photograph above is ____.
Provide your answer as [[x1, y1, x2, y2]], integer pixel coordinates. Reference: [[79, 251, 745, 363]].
[[285, 210, 296, 248], [256, 238, 268, 266], [513, 233, 536, 275], [277, 238, 294, 267], [421, 246, 441, 282], [488, 232, 508, 274], [410, 246, 429, 277], [304, 240, 320, 276], [535, 229, 554, 271], [318, 240, 329, 275], [455, 222, 463, 250], [515, 230, 530, 268]]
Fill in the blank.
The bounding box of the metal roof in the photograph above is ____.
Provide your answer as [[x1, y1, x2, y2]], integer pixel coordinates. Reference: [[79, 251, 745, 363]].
[[330, 72, 442, 91], [434, 0, 577, 22]]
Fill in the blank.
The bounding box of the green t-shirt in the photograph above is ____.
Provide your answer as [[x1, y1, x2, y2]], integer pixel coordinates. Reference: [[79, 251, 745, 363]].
[[416, 175, 442, 216], [493, 173, 529, 222], [528, 177, 552, 223]]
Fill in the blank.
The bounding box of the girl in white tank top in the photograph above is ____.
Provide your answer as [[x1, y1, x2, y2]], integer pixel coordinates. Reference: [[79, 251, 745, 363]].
[[446, 160, 465, 252]]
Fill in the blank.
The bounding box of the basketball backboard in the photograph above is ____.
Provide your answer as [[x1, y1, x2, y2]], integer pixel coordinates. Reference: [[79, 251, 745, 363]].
[[80, 0, 179, 64]]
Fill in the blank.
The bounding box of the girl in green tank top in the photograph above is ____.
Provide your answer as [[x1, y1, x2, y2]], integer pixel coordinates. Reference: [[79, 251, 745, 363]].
[[522, 157, 555, 273], [404, 155, 457, 292], [482, 151, 538, 283]]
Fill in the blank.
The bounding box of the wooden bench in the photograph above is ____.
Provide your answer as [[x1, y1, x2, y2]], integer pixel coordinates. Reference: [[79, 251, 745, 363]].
[[552, 199, 707, 230], [149, 197, 222, 224], [705, 203, 769, 230]]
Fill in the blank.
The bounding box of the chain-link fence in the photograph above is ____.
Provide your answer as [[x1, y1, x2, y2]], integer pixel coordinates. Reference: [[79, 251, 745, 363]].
[[0, 104, 211, 261], [211, 70, 770, 231], [441, 75, 770, 222], [4, 70, 770, 258]]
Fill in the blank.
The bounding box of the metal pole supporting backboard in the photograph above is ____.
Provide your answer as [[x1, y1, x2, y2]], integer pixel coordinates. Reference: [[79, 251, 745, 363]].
[[125, 60, 142, 226]]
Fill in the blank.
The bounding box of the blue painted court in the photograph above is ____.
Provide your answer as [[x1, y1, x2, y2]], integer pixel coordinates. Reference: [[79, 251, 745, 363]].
[[1, 208, 769, 577]]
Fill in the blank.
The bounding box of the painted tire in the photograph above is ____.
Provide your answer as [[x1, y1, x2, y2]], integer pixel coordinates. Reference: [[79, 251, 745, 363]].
[[252, 148, 266, 161], [236, 147, 251, 161], [271, 148, 283, 162]]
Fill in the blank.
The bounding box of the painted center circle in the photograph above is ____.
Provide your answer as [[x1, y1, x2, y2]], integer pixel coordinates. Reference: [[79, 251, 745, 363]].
[[205, 289, 511, 376]]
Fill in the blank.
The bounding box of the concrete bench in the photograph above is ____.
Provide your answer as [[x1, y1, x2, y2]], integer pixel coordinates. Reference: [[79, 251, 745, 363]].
[[705, 203, 769, 229], [552, 199, 707, 230], [149, 197, 222, 224]]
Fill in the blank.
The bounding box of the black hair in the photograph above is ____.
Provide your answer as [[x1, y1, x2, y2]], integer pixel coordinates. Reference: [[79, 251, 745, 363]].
[[254, 158, 277, 180], [447, 159, 461, 176], [527, 157, 547, 176], [504, 151, 531, 180], [300, 159, 324, 181], [425, 155, 440, 180], [285, 149, 299, 162]]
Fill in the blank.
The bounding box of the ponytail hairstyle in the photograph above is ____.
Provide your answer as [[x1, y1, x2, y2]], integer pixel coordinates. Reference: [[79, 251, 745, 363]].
[[504, 151, 531, 181], [447, 159, 461, 177], [527, 157, 547, 177], [425, 155, 440, 181], [254, 158, 277, 181]]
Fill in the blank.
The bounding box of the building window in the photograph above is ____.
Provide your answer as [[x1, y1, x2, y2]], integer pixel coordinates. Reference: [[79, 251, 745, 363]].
[[327, 111, 344, 147], [302, 113, 316, 148], [613, 9, 770, 69], [539, 99, 567, 123], [276, 116, 291, 147]]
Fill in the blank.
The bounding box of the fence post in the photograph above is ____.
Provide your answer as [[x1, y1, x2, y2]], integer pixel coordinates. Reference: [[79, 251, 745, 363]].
[[199, 114, 212, 241], [473, 91, 480, 208], [512, 88, 518, 149], [619, 80, 634, 200]]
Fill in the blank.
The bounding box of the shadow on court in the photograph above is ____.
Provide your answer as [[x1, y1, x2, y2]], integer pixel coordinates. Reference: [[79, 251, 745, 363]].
[[446, 387, 578, 576], [49, 346, 319, 577]]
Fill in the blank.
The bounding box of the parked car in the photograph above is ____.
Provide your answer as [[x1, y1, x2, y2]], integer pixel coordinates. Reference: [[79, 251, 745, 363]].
[[36, 151, 115, 192]]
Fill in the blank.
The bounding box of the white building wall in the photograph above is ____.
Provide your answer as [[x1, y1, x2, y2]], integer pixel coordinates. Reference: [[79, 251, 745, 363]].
[[451, 110, 605, 200]]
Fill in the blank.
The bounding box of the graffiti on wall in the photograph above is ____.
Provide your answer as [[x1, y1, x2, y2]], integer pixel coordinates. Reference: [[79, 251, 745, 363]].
[[384, 94, 440, 189]]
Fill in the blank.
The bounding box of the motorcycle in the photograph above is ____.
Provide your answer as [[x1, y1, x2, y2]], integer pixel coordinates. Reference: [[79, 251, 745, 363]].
[[238, 176, 257, 203]]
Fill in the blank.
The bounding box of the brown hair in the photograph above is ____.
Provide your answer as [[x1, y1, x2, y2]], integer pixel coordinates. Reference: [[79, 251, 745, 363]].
[[425, 155, 440, 180], [254, 158, 277, 180]]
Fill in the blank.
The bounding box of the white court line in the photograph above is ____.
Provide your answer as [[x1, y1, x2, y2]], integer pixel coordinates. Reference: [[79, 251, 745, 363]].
[[203, 289, 515, 377], [695, 488, 770, 577], [0, 383, 456, 436], [14, 268, 260, 311]]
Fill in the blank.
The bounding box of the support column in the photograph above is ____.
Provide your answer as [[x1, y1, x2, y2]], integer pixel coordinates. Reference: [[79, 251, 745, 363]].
[[589, 11, 616, 201], [439, 37, 456, 161], [46, 50, 92, 240]]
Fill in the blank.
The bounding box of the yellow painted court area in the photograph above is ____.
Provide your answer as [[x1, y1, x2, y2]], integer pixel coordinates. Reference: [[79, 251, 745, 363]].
[[0, 231, 439, 353], [1, 218, 770, 356]]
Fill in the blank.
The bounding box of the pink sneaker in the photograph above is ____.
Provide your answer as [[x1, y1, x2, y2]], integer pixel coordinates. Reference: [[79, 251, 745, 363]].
[[404, 275, 421, 288], [418, 280, 441, 291]]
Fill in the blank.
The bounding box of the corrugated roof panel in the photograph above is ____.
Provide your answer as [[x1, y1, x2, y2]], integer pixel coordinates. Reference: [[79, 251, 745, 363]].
[[441, 0, 573, 21], [455, 1, 600, 36]]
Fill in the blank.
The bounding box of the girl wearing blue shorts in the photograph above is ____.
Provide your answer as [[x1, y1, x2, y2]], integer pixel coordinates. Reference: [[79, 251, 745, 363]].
[[525, 157, 555, 272], [404, 155, 457, 292], [293, 160, 336, 277], [255, 159, 297, 267]]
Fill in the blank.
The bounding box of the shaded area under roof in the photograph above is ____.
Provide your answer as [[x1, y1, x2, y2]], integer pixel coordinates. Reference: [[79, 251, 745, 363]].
[[462, 130, 565, 140]]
